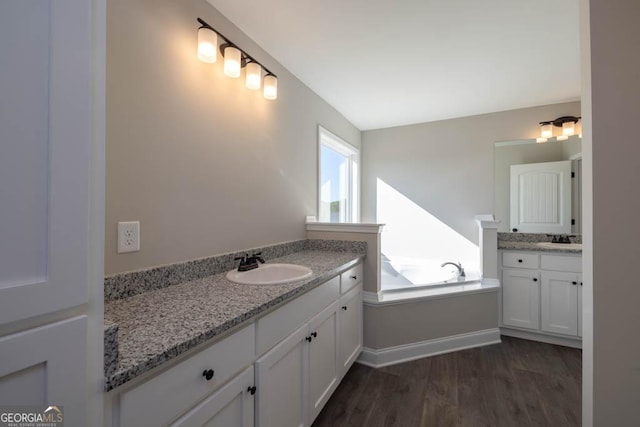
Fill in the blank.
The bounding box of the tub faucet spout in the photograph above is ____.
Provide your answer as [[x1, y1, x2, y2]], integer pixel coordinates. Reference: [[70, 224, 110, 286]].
[[441, 261, 466, 278]]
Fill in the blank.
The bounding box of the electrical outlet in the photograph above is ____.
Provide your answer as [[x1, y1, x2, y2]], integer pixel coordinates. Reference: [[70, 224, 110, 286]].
[[117, 221, 140, 253]]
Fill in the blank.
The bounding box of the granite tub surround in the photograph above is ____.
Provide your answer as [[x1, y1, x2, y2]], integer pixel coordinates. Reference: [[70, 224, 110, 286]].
[[498, 232, 582, 253], [105, 239, 366, 301], [103, 244, 364, 391]]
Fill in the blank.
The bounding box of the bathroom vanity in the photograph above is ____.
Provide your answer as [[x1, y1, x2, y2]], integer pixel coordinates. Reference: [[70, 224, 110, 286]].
[[498, 235, 582, 347], [103, 241, 363, 427]]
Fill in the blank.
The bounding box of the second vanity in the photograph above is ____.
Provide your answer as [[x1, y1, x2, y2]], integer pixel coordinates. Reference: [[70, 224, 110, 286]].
[[103, 240, 364, 427], [498, 234, 583, 347]]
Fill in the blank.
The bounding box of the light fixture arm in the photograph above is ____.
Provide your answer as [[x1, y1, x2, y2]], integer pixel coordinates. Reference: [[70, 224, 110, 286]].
[[197, 18, 277, 78], [539, 116, 581, 128]]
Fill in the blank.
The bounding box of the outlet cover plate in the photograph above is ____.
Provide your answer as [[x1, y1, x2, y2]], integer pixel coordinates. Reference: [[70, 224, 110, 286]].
[[117, 221, 140, 253]]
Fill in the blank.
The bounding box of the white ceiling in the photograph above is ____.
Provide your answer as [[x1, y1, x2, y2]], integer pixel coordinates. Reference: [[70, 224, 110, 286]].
[[207, 0, 580, 130]]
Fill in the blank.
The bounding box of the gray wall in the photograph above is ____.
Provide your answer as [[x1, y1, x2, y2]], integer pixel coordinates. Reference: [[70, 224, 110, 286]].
[[361, 102, 581, 248], [364, 292, 498, 350], [105, 0, 360, 274], [584, 0, 640, 424]]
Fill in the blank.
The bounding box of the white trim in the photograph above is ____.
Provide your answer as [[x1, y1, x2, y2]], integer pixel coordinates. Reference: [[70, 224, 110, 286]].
[[474, 214, 501, 229], [356, 328, 501, 368], [364, 278, 500, 306], [500, 327, 582, 349], [305, 221, 384, 234]]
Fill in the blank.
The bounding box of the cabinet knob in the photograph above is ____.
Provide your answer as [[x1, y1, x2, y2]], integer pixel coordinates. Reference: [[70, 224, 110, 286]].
[[247, 386, 257, 395], [311, 331, 317, 338], [512, 228, 518, 232], [350, 275, 357, 280], [572, 281, 577, 285], [518, 259, 523, 263], [305, 336, 312, 342], [532, 278, 538, 282], [202, 369, 215, 381], [342, 306, 348, 311], [580, 282, 583, 286]]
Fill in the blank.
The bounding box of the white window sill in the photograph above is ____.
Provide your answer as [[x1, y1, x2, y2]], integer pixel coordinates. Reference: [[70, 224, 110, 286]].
[[305, 219, 384, 234]]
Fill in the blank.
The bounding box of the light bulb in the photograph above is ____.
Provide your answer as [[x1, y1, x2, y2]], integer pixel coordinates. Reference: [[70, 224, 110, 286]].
[[536, 138, 547, 143], [223, 46, 241, 78], [541, 122, 553, 138], [246, 62, 262, 90], [197, 28, 217, 63], [557, 135, 569, 141], [263, 75, 278, 100], [562, 121, 575, 136]]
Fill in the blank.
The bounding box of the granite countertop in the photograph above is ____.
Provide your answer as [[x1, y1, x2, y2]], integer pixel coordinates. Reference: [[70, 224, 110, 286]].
[[498, 241, 582, 254], [104, 249, 363, 391]]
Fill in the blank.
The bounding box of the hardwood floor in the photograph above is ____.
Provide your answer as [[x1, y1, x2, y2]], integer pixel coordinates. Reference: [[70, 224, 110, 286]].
[[313, 336, 581, 427]]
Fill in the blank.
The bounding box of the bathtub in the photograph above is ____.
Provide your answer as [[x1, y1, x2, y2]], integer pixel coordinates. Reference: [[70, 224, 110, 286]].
[[381, 256, 480, 291]]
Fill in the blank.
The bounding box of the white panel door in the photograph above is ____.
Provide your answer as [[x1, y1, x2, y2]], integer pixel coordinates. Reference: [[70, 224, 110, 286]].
[[171, 366, 255, 427], [338, 284, 363, 377], [256, 324, 308, 427], [0, 0, 92, 324], [502, 269, 540, 330], [307, 301, 339, 423], [510, 160, 572, 233], [541, 271, 579, 336], [0, 317, 87, 425]]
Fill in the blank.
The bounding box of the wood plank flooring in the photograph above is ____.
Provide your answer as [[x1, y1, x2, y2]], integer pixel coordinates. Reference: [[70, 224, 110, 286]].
[[313, 336, 581, 427]]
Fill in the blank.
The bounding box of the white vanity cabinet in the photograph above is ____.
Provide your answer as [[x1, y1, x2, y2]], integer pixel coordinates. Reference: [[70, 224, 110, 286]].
[[500, 251, 582, 344], [255, 264, 363, 427], [106, 262, 364, 427]]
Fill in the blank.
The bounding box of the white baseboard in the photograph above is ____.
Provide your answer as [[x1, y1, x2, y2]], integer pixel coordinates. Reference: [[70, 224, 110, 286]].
[[356, 328, 501, 368], [500, 327, 582, 349]]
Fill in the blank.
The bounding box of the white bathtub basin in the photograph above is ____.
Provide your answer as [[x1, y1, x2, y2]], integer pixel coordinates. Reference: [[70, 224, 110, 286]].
[[226, 263, 313, 285]]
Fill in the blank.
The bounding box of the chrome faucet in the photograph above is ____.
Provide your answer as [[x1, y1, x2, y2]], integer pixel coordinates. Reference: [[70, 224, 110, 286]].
[[441, 261, 466, 278]]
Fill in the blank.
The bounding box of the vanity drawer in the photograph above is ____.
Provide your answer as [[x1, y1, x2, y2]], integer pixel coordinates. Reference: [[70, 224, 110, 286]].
[[341, 264, 363, 293], [256, 276, 340, 355], [119, 324, 255, 427], [541, 254, 582, 273], [503, 252, 539, 269]]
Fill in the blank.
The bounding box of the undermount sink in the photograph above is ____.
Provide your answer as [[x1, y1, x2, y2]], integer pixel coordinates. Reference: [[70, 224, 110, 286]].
[[536, 242, 583, 250], [226, 263, 313, 285]]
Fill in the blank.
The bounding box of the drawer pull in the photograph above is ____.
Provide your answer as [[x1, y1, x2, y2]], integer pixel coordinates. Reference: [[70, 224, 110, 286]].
[[350, 275, 357, 280], [247, 386, 257, 395], [518, 259, 523, 263], [341, 306, 348, 311], [572, 281, 577, 285], [305, 336, 312, 342], [532, 278, 538, 282], [311, 332, 317, 338], [202, 369, 215, 381]]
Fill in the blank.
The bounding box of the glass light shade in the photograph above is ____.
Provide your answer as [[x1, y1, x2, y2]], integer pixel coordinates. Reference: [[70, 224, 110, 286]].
[[223, 46, 242, 78], [197, 28, 217, 63], [541, 123, 553, 138], [557, 135, 569, 141], [536, 138, 547, 143], [245, 62, 262, 90], [562, 121, 575, 136], [263, 75, 278, 100]]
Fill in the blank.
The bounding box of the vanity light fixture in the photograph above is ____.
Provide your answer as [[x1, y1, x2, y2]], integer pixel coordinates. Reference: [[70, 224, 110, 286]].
[[196, 18, 278, 100], [537, 116, 581, 142]]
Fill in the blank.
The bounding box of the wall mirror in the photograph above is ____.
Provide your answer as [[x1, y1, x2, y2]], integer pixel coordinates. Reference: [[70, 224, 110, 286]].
[[494, 136, 582, 234]]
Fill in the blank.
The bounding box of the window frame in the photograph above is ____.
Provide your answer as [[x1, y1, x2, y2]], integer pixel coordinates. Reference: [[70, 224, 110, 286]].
[[317, 125, 360, 223]]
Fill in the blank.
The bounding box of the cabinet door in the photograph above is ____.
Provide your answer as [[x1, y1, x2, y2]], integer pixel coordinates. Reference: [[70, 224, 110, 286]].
[[502, 269, 540, 330], [578, 275, 583, 338], [256, 324, 308, 427], [339, 284, 363, 377], [541, 271, 579, 336], [0, 317, 87, 425], [171, 366, 254, 427], [308, 301, 340, 423], [510, 160, 571, 234], [0, 0, 92, 324]]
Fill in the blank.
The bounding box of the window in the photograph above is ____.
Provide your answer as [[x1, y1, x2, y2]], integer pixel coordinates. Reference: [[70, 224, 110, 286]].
[[318, 126, 359, 223]]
